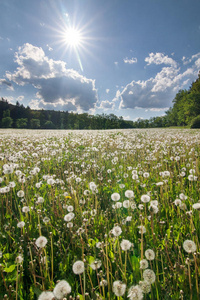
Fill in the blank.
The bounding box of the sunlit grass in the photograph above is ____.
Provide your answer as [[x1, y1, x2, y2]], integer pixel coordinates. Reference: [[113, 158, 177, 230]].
[[0, 128, 199, 299]]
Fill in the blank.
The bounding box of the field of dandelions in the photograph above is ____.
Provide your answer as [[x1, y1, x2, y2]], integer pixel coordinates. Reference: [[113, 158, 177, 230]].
[[0, 129, 200, 300]]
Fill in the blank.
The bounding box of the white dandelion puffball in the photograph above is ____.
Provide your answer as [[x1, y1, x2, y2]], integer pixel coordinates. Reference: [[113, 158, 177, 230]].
[[183, 240, 197, 253], [16, 255, 23, 264], [145, 249, 155, 260], [141, 194, 150, 203], [111, 192, 120, 201], [53, 280, 71, 299], [192, 203, 200, 210], [35, 236, 48, 248], [38, 291, 55, 300], [17, 221, 25, 228], [72, 260, 85, 274], [139, 280, 151, 294], [64, 212, 75, 222], [138, 226, 146, 234], [127, 284, 143, 300], [22, 206, 30, 213], [17, 190, 24, 197], [90, 259, 102, 270], [123, 200, 130, 208], [140, 259, 148, 269], [113, 280, 126, 297], [143, 269, 156, 284], [112, 225, 122, 237], [125, 190, 134, 198], [120, 239, 132, 251]]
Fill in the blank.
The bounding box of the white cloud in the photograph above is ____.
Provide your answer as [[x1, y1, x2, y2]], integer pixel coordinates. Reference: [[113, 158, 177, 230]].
[[106, 89, 110, 94], [0, 79, 14, 90], [123, 57, 137, 64], [114, 61, 118, 66], [4, 43, 98, 111], [100, 100, 114, 109], [145, 52, 177, 67], [118, 53, 200, 110]]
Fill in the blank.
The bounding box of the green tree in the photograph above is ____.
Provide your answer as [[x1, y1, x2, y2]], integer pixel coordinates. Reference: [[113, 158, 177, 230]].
[[1, 109, 13, 128], [16, 118, 28, 128], [30, 119, 40, 129], [43, 120, 56, 129]]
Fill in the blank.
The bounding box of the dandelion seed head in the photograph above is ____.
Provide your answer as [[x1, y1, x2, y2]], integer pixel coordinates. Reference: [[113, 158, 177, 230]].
[[53, 280, 71, 299], [183, 240, 197, 253], [72, 260, 84, 274], [112, 280, 126, 297], [35, 236, 48, 248], [38, 291, 55, 300]]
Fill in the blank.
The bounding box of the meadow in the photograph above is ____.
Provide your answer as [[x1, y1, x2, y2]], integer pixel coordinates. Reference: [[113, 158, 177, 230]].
[[0, 128, 199, 300]]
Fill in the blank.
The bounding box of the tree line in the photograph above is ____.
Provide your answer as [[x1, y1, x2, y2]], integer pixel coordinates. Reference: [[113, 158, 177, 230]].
[[0, 72, 200, 129]]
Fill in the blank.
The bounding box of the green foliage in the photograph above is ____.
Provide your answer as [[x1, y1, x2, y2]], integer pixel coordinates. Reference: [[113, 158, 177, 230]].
[[30, 118, 40, 129], [190, 114, 200, 128], [16, 118, 28, 128], [43, 120, 56, 129]]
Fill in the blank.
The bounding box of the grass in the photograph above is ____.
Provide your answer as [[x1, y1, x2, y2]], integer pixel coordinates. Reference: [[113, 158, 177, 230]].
[[0, 128, 200, 300]]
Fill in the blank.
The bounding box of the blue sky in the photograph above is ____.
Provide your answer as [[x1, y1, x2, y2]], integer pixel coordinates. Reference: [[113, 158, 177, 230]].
[[0, 0, 200, 121]]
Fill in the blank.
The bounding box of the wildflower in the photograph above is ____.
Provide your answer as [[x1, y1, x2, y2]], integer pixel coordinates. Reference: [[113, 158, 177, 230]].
[[179, 193, 187, 200], [9, 181, 16, 188], [96, 242, 103, 249], [17, 221, 25, 228], [141, 195, 150, 203], [126, 216, 132, 222], [140, 259, 148, 269], [38, 291, 55, 300], [115, 202, 122, 208], [72, 260, 84, 274], [64, 212, 75, 222], [143, 172, 149, 178], [112, 225, 122, 237], [100, 279, 108, 286], [67, 205, 74, 212], [145, 249, 155, 260], [35, 236, 48, 248], [123, 200, 130, 208], [17, 190, 25, 197], [138, 226, 146, 234], [128, 285, 143, 300], [67, 222, 73, 228], [90, 259, 102, 270], [188, 175, 197, 181], [53, 280, 71, 299], [192, 203, 200, 210], [139, 281, 151, 294], [174, 199, 181, 206], [112, 280, 126, 297], [120, 239, 132, 251], [22, 206, 30, 213], [183, 240, 197, 253], [143, 269, 156, 284], [149, 204, 158, 214], [43, 217, 50, 224], [16, 255, 23, 264], [37, 197, 44, 204], [138, 204, 144, 210], [125, 190, 134, 198], [111, 193, 120, 201]]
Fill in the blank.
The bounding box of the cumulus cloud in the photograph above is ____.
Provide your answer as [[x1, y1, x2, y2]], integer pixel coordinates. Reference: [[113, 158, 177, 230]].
[[123, 57, 137, 64], [4, 43, 98, 111], [119, 53, 200, 110], [145, 52, 177, 67], [99, 100, 115, 109], [0, 79, 14, 90]]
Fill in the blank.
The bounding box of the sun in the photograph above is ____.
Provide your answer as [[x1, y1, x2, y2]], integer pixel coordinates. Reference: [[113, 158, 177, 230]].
[[65, 27, 82, 47]]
